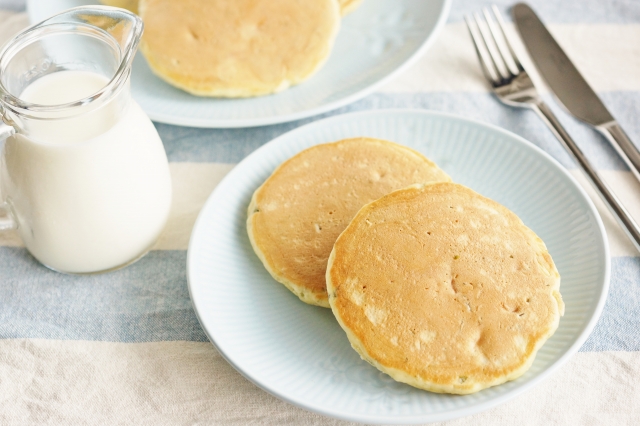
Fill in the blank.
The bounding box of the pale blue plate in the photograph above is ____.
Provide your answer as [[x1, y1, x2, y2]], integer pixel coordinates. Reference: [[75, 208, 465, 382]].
[[187, 110, 610, 424], [27, 0, 450, 128]]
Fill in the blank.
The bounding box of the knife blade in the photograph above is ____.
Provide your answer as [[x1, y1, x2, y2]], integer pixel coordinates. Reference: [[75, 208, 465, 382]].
[[513, 2, 640, 183]]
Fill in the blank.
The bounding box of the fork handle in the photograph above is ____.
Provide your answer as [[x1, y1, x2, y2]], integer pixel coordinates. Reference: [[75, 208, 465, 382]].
[[533, 101, 640, 253]]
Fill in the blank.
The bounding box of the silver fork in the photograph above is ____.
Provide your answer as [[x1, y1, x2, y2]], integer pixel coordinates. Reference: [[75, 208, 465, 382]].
[[465, 5, 640, 253]]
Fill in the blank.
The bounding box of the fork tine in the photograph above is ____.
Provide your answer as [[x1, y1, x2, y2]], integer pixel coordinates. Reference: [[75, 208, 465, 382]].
[[472, 12, 509, 81], [482, 7, 519, 76], [464, 14, 500, 85], [491, 4, 524, 72]]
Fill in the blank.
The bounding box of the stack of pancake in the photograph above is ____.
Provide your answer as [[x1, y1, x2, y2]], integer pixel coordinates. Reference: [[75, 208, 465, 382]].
[[100, 0, 363, 97], [247, 137, 564, 395]]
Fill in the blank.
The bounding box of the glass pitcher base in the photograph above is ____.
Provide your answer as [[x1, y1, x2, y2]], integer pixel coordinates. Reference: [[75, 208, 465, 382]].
[[37, 246, 154, 276]]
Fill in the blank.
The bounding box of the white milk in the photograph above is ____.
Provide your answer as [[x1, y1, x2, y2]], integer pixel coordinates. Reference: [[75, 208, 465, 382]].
[[0, 70, 172, 273]]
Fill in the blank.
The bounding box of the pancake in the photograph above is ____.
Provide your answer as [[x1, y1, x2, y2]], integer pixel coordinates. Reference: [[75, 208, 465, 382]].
[[138, 0, 340, 97], [339, 0, 363, 16], [247, 138, 450, 307], [102, 0, 360, 18], [326, 182, 564, 394], [99, 0, 139, 14], [101, 0, 359, 18]]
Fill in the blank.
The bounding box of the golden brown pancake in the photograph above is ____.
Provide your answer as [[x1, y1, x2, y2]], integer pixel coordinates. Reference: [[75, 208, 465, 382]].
[[247, 138, 450, 307], [138, 0, 340, 97], [326, 182, 564, 394], [102, 0, 360, 18], [101, 0, 360, 18], [339, 0, 363, 16], [99, 0, 139, 14]]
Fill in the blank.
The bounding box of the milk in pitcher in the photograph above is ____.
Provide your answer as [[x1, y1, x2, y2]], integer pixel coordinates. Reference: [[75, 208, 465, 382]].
[[0, 70, 172, 273]]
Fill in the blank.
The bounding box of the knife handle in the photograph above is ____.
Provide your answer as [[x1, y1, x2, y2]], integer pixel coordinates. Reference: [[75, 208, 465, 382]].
[[597, 122, 640, 184], [533, 101, 640, 253]]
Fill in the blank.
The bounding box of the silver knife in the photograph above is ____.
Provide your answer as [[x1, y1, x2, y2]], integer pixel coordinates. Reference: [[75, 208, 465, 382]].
[[513, 2, 640, 183]]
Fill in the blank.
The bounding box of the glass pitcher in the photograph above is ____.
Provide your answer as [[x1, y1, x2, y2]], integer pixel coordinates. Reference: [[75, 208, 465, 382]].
[[0, 7, 172, 274]]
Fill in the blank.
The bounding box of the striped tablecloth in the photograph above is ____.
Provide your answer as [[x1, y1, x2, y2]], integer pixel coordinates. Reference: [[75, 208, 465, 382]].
[[1, 1, 639, 424]]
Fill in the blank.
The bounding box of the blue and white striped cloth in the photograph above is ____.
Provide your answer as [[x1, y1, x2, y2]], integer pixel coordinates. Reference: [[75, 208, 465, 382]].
[[0, 0, 639, 424]]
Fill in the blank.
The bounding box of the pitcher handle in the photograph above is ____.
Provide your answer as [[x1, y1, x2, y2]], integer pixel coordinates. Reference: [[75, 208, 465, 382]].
[[0, 120, 14, 140], [0, 119, 17, 230], [0, 202, 17, 231]]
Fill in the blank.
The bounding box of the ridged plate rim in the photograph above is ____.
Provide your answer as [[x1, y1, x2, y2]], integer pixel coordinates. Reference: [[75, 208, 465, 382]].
[[187, 109, 610, 424], [26, 0, 451, 128]]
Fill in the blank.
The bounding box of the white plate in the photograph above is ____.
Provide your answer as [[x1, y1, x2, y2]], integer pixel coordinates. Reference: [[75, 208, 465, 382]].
[[27, 0, 450, 128], [187, 110, 610, 424]]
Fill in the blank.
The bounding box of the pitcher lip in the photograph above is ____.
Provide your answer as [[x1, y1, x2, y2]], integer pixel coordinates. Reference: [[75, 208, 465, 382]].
[[0, 6, 143, 116]]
